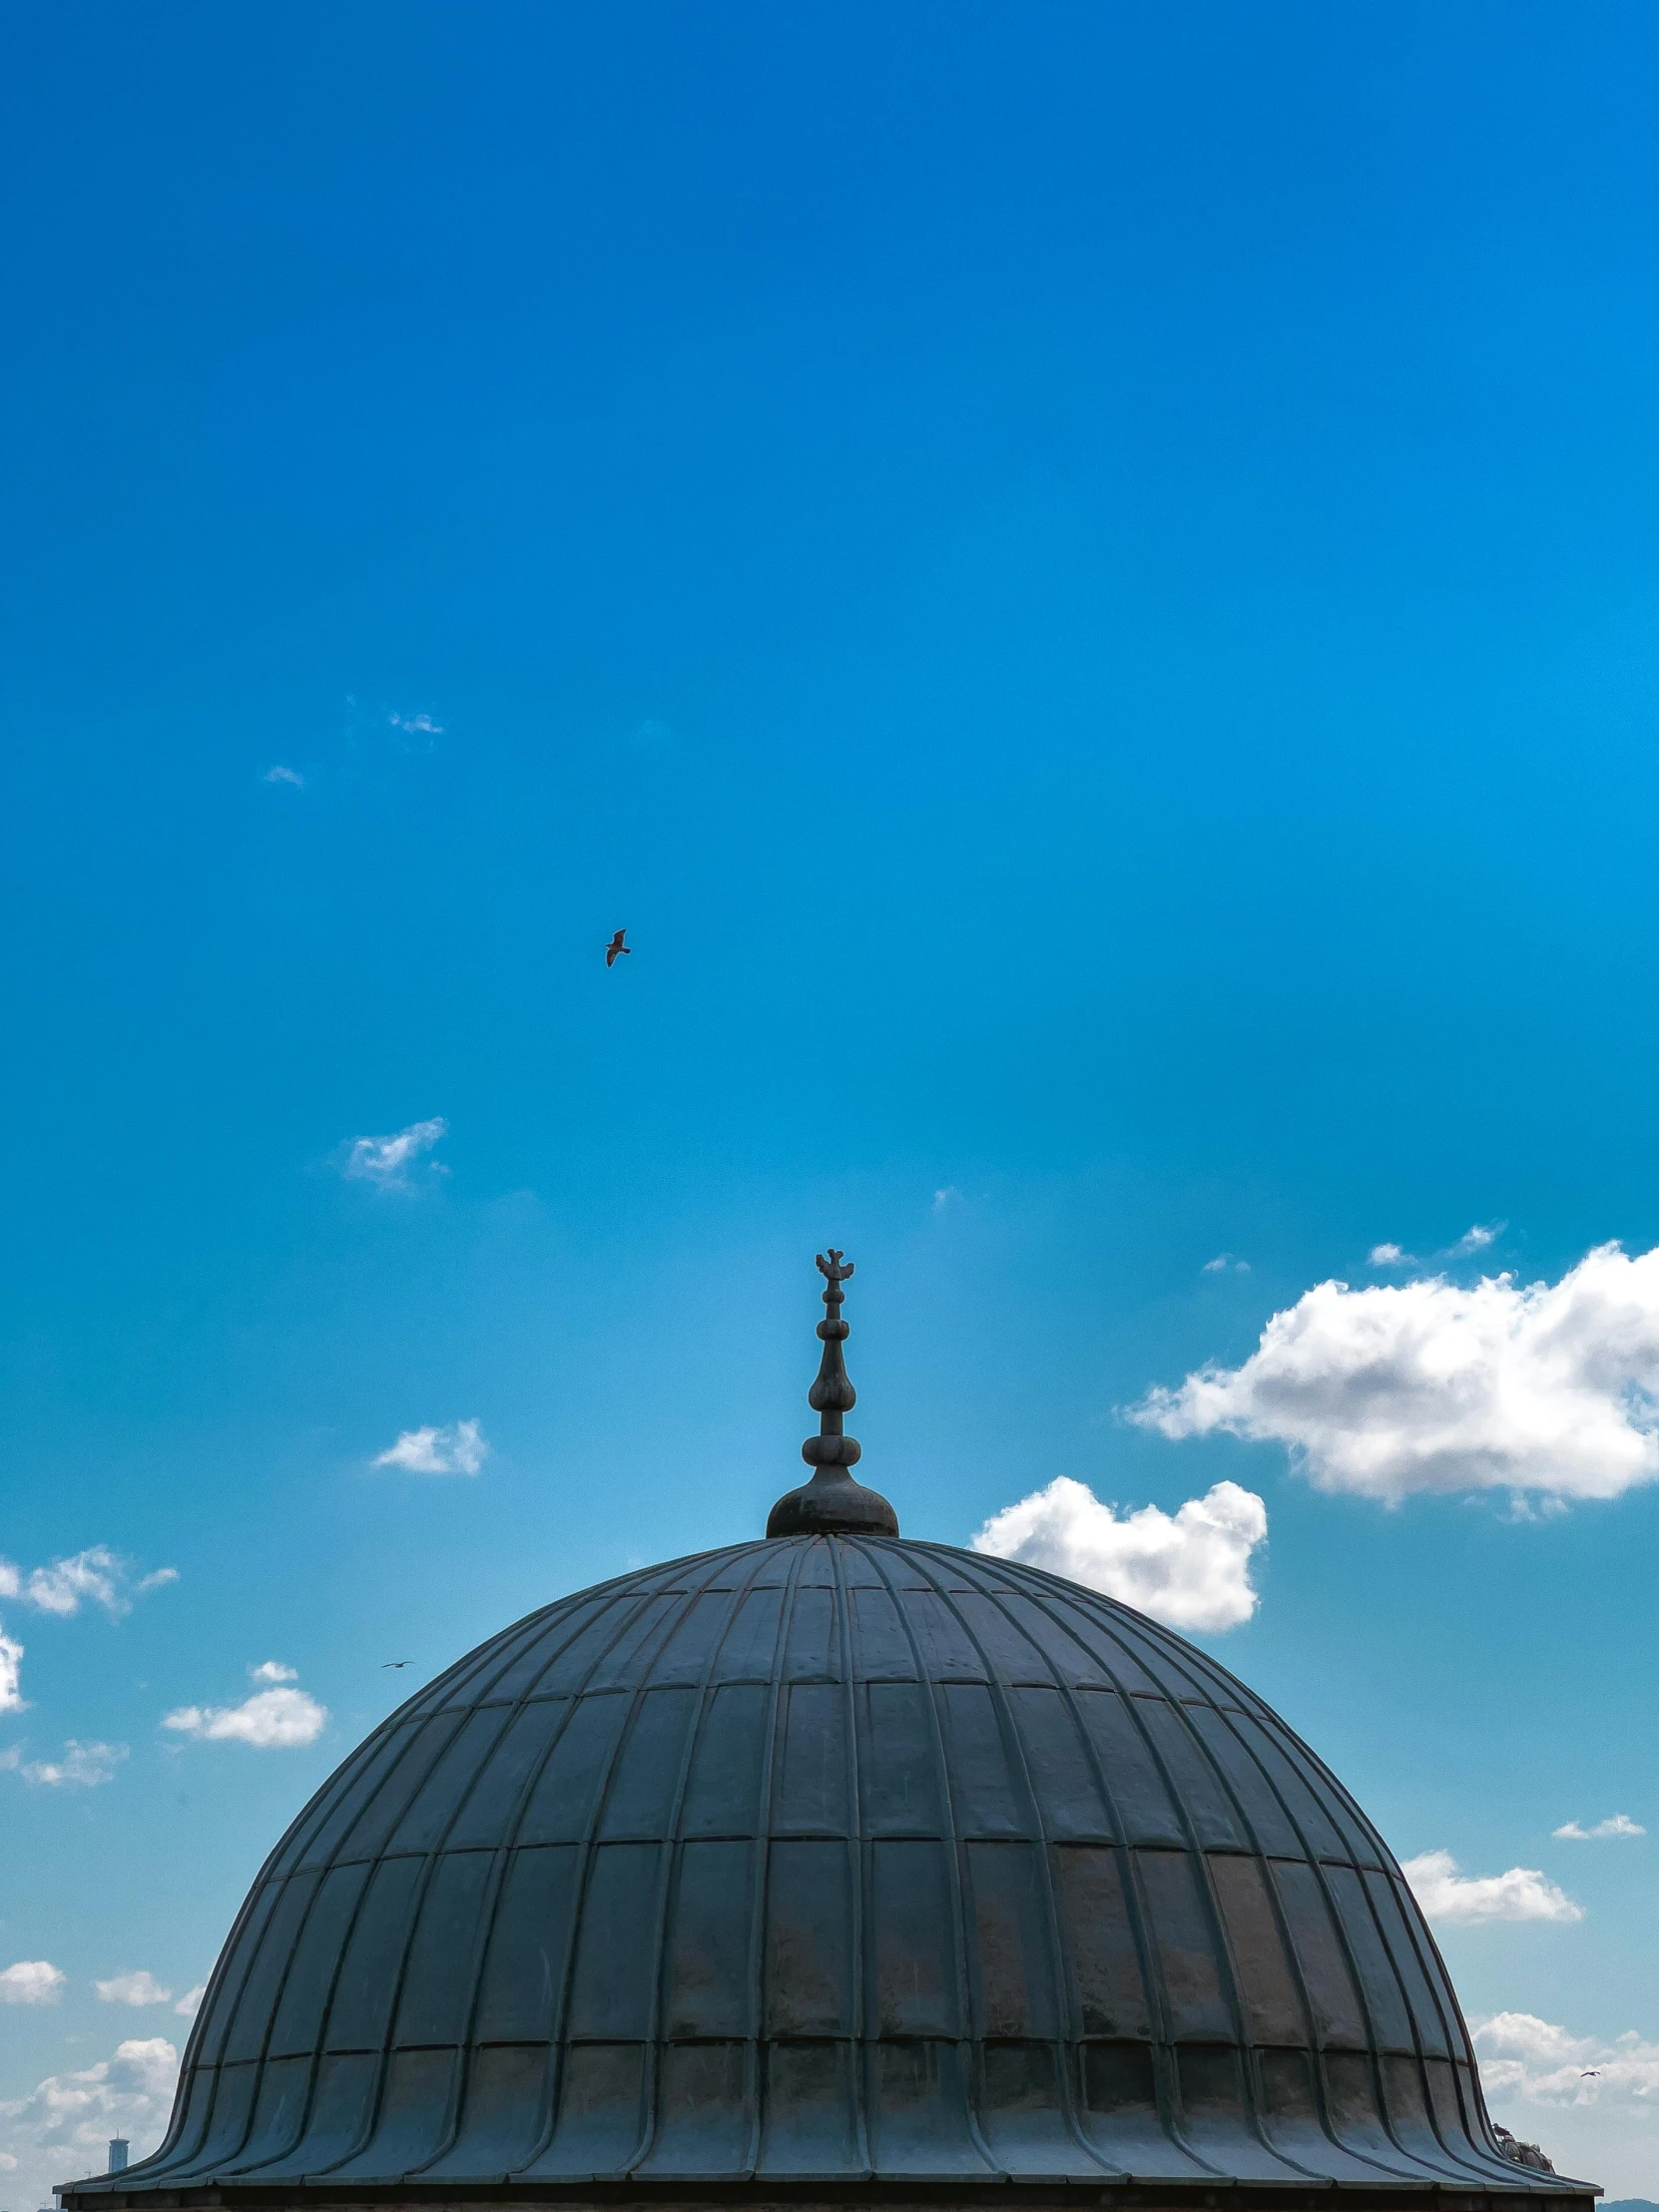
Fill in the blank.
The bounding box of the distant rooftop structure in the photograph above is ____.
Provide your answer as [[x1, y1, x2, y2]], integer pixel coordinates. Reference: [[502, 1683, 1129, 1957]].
[[63, 1254, 1589, 2212]]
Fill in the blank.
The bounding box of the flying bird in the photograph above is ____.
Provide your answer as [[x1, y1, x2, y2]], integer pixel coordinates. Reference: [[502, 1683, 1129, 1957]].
[[381, 1660, 412, 1669], [1581, 2069, 1601, 2077], [606, 928, 630, 967]]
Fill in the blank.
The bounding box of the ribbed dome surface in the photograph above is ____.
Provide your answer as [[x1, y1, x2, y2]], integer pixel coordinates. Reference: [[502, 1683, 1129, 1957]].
[[78, 1535, 1585, 2203]]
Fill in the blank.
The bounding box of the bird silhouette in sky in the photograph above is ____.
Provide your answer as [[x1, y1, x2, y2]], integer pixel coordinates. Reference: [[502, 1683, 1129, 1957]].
[[1581, 2069, 1601, 2077], [606, 928, 630, 967], [382, 1660, 412, 1669]]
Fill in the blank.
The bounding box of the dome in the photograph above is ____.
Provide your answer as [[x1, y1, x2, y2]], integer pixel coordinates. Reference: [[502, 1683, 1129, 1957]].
[[67, 1256, 1591, 2209]]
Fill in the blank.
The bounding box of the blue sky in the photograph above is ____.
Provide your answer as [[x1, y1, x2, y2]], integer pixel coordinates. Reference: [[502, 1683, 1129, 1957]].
[[7, 0, 1659, 2196]]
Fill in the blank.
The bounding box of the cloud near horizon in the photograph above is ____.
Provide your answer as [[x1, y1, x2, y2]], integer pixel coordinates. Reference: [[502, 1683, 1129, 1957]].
[[1471, 2011, 1659, 2180], [1131, 1241, 1659, 1504], [1400, 1850, 1582, 1926], [972, 1476, 1267, 1632], [373, 1419, 489, 1475], [0, 2035, 178, 2204], [163, 1683, 327, 1749]]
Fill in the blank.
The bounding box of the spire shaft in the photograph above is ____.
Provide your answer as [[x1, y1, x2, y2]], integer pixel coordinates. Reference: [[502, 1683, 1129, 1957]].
[[804, 1249, 859, 1462], [767, 1251, 898, 1539]]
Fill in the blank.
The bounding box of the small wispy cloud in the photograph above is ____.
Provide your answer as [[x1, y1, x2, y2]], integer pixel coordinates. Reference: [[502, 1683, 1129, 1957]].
[[21, 1741, 129, 1789], [1201, 1254, 1251, 1274], [373, 1419, 489, 1476], [0, 1627, 23, 1716], [1453, 1221, 1505, 1255], [95, 1971, 172, 2008], [1401, 1849, 1583, 1926], [338, 1115, 448, 1190], [0, 1547, 177, 1620], [262, 765, 304, 789], [1368, 1226, 1504, 1268], [249, 1660, 296, 1684], [0, 1960, 65, 2006], [932, 1186, 964, 1212], [173, 1985, 205, 2019], [388, 711, 443, 738], [163, 1683, 327, 1750], [1554, 1814, 1644, 1841]]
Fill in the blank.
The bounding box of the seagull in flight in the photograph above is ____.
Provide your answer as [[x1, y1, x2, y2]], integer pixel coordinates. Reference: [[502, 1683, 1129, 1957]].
[[382, 1660, 412, 1669], [1581, 2069, 1601, 2077], [605, 928, 630, 967]]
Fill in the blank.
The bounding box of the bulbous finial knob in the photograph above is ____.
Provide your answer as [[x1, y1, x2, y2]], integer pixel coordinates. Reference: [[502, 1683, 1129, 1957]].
[[767, 1251, 899, 1538]]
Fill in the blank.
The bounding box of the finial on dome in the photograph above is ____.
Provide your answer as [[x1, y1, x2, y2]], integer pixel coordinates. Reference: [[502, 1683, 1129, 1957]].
[[766, 1250, 899, 1539]]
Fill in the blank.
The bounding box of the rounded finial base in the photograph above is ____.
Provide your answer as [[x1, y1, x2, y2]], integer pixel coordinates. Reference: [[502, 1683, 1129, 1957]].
[[767, 1469, 899, 1538]]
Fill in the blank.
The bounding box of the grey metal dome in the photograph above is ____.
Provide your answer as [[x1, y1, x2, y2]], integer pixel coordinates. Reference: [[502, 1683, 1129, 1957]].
[[66, 1254, 1590, 2211], [70, 1533, 1586, 2207]]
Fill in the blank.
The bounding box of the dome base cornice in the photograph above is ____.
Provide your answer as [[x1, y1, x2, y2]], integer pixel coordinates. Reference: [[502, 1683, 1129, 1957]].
[[64, 2181, 1598, 2211]]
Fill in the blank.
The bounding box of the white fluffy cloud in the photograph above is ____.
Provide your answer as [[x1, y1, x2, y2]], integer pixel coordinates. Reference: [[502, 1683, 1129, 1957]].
[[0, 1961, 65, 2006], [21, 1740, 128, 1789], [373, 1418, 488, 1475], [163, 1684, 326, 1749], [1553, 1813, 1645, 1841], [972, 1476, 1267, 1632], [249, 1660, 296, 1683], [1471, 2011, 1659, 2195], [1131, 1241, 1659, 1504], [95, 1971, 172, 2007], [0, 2035, 178, 2204], [340, 1115, 447, 1188], [1400, 1850, 1583, 1926], [173, 1985, 205, 2019]]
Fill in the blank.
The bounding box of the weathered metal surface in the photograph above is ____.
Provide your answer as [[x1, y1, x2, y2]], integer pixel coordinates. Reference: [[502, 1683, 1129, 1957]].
[[64, 1535, 1590, 2204]]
